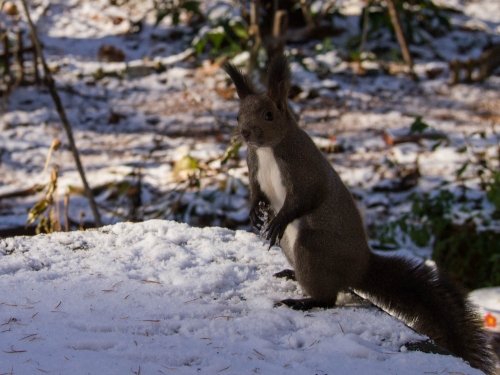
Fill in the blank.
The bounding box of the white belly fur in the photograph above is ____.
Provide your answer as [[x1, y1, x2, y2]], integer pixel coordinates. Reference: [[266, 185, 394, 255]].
[[256, 148, 299, 263]]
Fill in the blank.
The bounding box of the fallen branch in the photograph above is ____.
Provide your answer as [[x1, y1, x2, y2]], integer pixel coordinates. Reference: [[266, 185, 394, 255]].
[[91, 48, 195, 80], [3, 346, 27, 354], [20, 0, 102, 227], [383, 131, 448, 146], [0, 185, 45, 200]]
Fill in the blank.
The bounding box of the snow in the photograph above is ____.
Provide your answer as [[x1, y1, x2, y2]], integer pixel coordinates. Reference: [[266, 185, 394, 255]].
[[0, 220, 484, 374], [0, 0, 499, 371]]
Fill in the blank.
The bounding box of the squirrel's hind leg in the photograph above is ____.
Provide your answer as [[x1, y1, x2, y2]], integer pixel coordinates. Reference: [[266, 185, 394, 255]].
[[275, 297, 336, 311], [273, 269, 296, 280]]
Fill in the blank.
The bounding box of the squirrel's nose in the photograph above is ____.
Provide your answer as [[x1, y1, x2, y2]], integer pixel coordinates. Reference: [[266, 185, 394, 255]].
[[241, 129, 251, 140]]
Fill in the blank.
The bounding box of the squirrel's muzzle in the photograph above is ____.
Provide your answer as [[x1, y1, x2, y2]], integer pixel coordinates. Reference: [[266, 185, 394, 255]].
[[241, 129, 251, 141]]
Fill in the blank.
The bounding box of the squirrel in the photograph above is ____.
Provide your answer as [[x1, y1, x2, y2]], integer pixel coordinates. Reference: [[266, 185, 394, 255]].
[[223, 54, 495, 374]]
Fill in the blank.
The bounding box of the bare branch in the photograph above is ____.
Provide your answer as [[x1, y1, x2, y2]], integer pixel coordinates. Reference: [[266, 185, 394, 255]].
[[19, 0, 102, 227]]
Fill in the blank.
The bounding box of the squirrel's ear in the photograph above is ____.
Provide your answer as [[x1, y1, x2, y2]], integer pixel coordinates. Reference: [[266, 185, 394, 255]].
[[223, 63, 255, 99], [267, 54, 290, 111]]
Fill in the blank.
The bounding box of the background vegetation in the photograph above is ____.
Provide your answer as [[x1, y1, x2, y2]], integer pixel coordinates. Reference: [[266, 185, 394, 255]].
[[1, 0, 499, 289]]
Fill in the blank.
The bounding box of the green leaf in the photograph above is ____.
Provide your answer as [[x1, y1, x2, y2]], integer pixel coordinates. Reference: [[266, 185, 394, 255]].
[[487, 171, 500, 212], [174, 155, 199, 172], [172, 11, 180, 26], [193, 37, 207, 55], [231, 21, 249, 40], [409, 225, 431, 247], [207, 30, 225, 50], [183, 1, 200, 13], [410, 116, 429, 134]]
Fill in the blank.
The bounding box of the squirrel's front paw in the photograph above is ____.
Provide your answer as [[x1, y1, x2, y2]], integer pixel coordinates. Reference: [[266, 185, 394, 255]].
[[250, 201, 272, 230], [250, 206, 264, 229], [266, 216, 287, 248]]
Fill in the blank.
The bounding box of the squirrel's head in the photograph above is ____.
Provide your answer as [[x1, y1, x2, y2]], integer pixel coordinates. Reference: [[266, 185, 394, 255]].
[[223, 54, 293, 148]]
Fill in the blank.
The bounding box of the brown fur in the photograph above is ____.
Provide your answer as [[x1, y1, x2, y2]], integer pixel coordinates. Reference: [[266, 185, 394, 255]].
[[223, 54, 495, 374]]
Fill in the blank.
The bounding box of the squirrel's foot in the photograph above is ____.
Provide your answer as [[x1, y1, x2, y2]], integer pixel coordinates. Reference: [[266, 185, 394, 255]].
[[274, 298, 335, 311], [273, 269, 296, 281]]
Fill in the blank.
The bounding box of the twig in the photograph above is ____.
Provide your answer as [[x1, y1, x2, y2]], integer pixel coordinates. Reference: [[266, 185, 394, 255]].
[[267, 9, 287, 62], [20, 333, 38, 341], [19, 0, 102, 227], [0, 184, 44, 200], [299, 0, 315, 28], [360, 2, 370, 53], [386, 0, 415, 78], [3, 346, 26, 354], [63, 193, 70, 231], [248, 0, 261, 73], [253, 348, 265, 359]]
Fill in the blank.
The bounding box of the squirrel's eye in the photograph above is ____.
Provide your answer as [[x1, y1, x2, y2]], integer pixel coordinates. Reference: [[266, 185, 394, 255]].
[[236, 115, 240, 122], [264, 111, 273, 121]]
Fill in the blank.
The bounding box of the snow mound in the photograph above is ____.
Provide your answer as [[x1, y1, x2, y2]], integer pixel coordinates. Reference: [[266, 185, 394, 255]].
[[0, 220, 482, 374]]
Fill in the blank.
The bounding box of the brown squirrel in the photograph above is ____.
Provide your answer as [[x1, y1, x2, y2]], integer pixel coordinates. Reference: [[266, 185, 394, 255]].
[[224, 54, 495, 374]]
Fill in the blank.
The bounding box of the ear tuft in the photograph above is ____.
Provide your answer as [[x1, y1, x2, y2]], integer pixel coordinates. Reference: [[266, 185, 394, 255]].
[[267, 54, 291, 110], [223, 63, 256, 99]]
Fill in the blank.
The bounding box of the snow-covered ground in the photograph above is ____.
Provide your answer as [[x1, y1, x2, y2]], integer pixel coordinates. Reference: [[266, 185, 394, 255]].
[[0, 1, 499, 373], [1, 0, 499, 240], [0, 220, 485, 374]]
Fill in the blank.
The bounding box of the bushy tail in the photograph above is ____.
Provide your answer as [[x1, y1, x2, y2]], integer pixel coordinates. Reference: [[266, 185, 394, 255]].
[[357, 252, 495, 374]]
